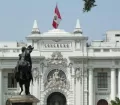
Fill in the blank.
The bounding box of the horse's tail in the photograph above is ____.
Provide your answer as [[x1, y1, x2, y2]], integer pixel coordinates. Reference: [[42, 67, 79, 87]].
[[31, 75, 33, 85], [14, 67, 20, 82], [30, 71, 34, 85]]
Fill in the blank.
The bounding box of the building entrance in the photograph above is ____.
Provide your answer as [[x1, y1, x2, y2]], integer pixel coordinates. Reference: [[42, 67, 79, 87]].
[[47, 92, 66, 105]]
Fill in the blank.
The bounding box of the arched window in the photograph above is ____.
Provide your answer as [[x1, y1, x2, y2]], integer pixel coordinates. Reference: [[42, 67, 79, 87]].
[[97, 99, 108, 105]]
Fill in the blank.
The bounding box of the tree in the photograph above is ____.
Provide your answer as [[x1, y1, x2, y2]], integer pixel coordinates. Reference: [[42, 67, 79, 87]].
[[111, 97, 120, 105], [83, 0, 97, 12]]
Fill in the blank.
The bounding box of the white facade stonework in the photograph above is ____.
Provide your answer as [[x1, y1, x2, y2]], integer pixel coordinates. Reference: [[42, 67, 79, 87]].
[[0, 20, 120, 105]]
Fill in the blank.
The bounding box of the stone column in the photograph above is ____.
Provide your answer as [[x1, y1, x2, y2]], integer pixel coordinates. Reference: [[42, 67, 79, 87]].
[[0, 70, 2, 105], [89, 68, 93, 105], [118, 68, 120, 98], [111, 68, 116, 100]]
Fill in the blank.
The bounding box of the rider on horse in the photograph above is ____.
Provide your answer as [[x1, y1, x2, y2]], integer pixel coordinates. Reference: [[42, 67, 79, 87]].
[[24, 45, 34, 82], [15, 45, 34, 95]]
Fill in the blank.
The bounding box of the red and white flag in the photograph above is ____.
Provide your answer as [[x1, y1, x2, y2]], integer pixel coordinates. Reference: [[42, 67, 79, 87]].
[[52, 5, 62, 29]]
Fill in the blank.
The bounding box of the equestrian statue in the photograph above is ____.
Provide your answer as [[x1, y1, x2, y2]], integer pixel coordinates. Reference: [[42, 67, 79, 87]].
[[14, 45, 34, 95]]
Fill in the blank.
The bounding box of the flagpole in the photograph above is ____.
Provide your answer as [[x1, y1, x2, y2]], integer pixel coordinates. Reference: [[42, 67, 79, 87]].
[[56, 2, 58, 7]]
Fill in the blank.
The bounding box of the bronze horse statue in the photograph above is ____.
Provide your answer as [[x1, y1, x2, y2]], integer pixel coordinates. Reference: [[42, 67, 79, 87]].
[[14, 45, 34, 95]]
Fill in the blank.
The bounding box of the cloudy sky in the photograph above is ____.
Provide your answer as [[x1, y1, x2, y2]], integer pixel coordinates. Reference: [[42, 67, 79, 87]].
[[0, 0, 119, 42]]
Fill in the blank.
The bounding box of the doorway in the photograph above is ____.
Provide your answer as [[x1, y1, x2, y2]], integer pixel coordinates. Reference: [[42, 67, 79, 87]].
[[47, 92, 66, 105]]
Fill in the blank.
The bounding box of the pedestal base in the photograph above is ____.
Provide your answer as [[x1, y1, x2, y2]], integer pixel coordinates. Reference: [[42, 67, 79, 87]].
[[6, 95, 40, 105], [12, 103, 32, 105]]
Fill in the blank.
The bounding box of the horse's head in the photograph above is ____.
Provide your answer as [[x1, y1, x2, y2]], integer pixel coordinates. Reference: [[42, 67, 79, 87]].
[[27, 45, 34, 53]]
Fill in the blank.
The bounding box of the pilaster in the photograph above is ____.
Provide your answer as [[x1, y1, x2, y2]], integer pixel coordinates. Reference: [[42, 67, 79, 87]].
[[88, 67, 94, 105], [75, 68, 81, 105], [0, 69, 2, 105], [111, 68, 116, 100], [71, 65, 75, 105], [118, 68, 120, 98]]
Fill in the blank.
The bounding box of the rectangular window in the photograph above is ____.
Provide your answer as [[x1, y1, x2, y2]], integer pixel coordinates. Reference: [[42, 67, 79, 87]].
[[94, 49, 101, 52], [97, 72, 108, 88], [103, 49, 110, 52], [115, 34, 120, 37], [8, 73, 17, 88], [3, 49, 10, 53]]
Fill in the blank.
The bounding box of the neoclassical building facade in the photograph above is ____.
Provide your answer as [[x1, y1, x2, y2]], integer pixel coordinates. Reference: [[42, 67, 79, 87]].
[[0, 19, 120, 105]]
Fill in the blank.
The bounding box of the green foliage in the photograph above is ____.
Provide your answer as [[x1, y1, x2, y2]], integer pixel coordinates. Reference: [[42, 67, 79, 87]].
[[111, 97, 120, 105], [83, 0, 97, 12]]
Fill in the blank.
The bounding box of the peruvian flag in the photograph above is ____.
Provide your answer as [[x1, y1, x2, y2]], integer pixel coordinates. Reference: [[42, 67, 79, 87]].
[[52, 5, 62, 29]]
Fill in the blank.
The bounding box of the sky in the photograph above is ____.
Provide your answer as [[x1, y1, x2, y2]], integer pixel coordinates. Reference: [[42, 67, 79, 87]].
[[0, 0, 119, 42]]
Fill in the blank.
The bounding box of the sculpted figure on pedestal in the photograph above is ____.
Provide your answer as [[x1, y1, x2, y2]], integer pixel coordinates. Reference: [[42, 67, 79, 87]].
[[14, 45, 34, 95]]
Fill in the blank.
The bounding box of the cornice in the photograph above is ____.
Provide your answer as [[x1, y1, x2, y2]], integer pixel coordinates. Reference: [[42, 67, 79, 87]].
[[0, 56, 45, 60], [26, 36, 88, 40], [69, 56, 120, 60]]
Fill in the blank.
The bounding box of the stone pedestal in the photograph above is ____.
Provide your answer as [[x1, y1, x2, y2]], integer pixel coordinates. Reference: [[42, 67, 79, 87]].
[[6, 95, 40, 105]]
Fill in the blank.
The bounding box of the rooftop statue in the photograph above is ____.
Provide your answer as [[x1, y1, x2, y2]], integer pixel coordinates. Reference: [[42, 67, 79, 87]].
[[14, 45, 34, 95]]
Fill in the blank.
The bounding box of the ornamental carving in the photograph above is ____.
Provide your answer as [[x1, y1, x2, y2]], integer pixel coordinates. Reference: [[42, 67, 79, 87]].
[[75, 68, 83, 82], [47, 51, 67, 66], [75, 68, 82, 78], [44, 69, 70, 90], [32, 67, 40, 81]]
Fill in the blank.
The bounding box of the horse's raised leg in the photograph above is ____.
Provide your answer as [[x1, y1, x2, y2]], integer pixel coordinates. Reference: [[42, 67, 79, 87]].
[[19, 82, 23, 95]]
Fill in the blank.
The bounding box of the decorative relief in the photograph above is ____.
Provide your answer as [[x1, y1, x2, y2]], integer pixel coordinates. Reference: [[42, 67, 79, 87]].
[[75, 68, 82, 79], [47, 51, 67, 67], [74, 68, 83, 83], [44, 69, 70, 90], [32, 67, 40, 81], [74, 67, 87, 83], [44, 43, 70, 48]]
